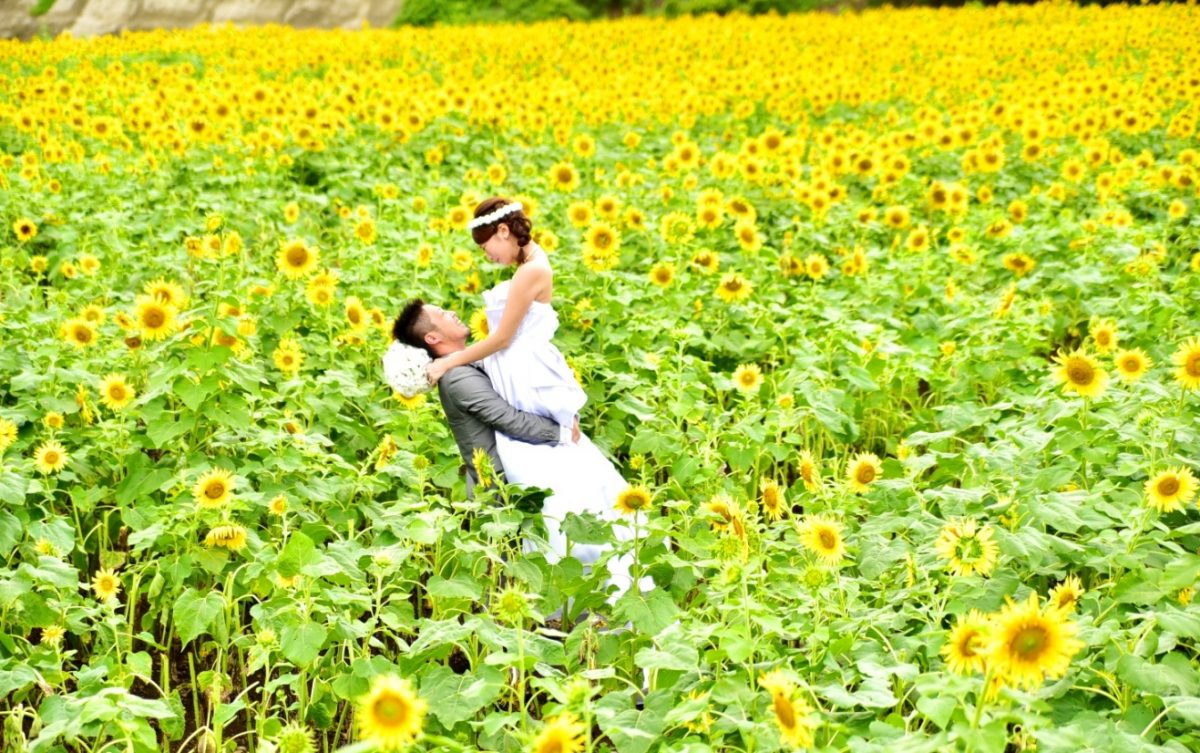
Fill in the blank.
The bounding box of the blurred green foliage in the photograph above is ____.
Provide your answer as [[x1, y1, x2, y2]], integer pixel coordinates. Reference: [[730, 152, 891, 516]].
[[393, 0, 843, 27]]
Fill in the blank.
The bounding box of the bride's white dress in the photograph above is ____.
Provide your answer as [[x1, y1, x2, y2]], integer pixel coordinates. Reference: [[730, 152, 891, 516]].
[[480, 277, 648, 601]]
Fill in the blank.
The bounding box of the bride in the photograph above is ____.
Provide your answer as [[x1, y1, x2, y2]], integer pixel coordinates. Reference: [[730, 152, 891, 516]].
[[425, 197, 649, 602]]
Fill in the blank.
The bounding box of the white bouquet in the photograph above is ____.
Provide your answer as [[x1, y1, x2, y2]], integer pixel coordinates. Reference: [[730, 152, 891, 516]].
[[382, 341, 433, 398]]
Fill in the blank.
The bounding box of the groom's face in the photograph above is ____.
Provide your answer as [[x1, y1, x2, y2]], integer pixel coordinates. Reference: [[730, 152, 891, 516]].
[[423, 305, 469, 353]]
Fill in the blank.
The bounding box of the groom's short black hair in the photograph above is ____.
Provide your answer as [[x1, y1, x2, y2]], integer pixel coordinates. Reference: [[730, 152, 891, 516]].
[[393, 298, 435, 356]]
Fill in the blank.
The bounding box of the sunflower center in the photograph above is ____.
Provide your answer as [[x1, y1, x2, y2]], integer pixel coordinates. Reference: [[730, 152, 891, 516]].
[[1012, 624, 1048, 659], [856, 465, 876, 484], [1157, 476, 1180, 497], [286, 246, 309, 267], [1066, 359, 1094, 385], [540, 741, 564, 753], [204, 482, 226, 500], [143, 308, 165, 328], [818, 529, 837, 550], [1186, 354, 1200, 377], [772, 693, 797, 729], [109, 385, 126, 400], [956, 535, 983, 563], [373, 695, 408, 727], [44, 451, 60, 464], [1120, 357, 1139, 372]]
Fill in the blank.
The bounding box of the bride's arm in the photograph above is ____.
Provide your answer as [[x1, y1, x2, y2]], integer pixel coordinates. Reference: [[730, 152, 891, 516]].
[[426, 263, 550, 383]]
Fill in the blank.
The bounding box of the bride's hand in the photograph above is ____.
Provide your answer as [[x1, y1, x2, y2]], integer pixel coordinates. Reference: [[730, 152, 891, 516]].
[[426, 358, 451, 385]]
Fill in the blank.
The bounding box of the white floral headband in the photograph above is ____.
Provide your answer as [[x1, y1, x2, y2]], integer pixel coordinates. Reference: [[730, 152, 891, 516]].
[[467, 201, 523, 231]]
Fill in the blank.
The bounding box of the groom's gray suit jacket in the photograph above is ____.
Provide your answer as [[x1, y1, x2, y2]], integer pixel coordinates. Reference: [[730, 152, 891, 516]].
[[438, 364, 562, 498]]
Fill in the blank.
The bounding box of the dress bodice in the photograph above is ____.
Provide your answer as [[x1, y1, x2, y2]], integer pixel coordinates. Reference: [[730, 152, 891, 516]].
[[482, 279, 560, 346]]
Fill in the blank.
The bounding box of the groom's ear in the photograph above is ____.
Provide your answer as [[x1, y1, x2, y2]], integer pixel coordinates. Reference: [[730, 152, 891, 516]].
[[424, 331, 441, 347]]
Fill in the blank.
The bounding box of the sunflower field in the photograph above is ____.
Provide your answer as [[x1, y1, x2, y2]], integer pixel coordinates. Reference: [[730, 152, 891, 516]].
[[2, 2, 1200, 752]]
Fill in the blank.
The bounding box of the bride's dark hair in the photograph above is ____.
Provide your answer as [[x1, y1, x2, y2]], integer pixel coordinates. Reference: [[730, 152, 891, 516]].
[[471, 197, 533, 263]]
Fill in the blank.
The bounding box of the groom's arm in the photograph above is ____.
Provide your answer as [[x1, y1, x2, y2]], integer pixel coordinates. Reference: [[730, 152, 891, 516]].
[[441, 367, 569, 445]]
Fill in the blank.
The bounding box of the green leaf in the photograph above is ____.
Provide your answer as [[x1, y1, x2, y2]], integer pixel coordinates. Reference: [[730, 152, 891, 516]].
[[613, 587, 678, 637], [277, 531, 316, 578], [281, 621, 327, 667], [426, 574, 481, 601], [419, 664, 505, 727], [595, 690, 671, 753], [1116, 653, 1198, 696], [916, 695, 958, 729], [173, 588, 226, 647], [0, 470, 28, 505]]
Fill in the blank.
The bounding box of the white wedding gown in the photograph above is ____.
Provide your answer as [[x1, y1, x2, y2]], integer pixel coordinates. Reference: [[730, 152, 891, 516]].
[[480, 277, 650, 602]]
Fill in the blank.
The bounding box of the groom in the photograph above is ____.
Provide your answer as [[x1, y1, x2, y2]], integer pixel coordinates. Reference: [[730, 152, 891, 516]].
[[392, 298, 579, 498]]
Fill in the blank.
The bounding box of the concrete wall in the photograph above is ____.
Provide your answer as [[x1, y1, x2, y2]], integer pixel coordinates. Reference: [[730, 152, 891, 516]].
[[0, 0, 404, 40]]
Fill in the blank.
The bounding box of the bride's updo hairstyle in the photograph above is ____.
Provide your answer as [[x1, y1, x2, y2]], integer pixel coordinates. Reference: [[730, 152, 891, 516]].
[[471, 197, 534, 264]]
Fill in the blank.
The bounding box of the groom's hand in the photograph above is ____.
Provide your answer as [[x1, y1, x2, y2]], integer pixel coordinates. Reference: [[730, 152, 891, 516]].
[[571, 416, 580, 444]]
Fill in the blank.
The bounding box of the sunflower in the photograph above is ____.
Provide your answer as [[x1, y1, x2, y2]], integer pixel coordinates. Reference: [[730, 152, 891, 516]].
[[716, 272, 753, 303], [193, 468, 235, 509], [305, 279, 335, 307], [13, 217, 37, 242], [660, 211, 696, 246], [34, 440, 68, 474], [62, 318, 98, 348], [268, 495, 288, 516], [1001, 252, 1036, 276], [1113, 348, 1151, 382], [277, 238, 319, 279], [567, 201, 592, 228], [696, 203, 724, 229], [1052, 348, 1108, 399], [585, 222, 620, 255], [345, 296, 368, 331], [530, 713, 586, 753], [799, 513, 845, 565], [1172, 337, 1200, 390], [797, 450, 821, 491], [691, 248, 720, 274], [91, 568, 121, 603], [98, 374, 135, 410], [134, 295, 178, 341], [884, 205, 910, 229], [204, 524, 248, 552], [760, 479, 785, 521], [941, 610, 991, 675], [648, 261, 675, 288], [273, 338, 304, 374], [703, 494, 743, 534], [934, 518, 999, 577], [615, 485, 653, 516], [733, 220, 762, 253], [1089, 319, 1118, 353], [353, 218, 377, 245], [469, 309, 489, 341], [447, 206, 470, 231], [732, 364, 763, 393], [356, 674, 426, 751], [1144, 467, 1198, 513], [0, 417, 16, 454], [905, 226, 930, 252], [757, 670, 818, 749], [846, 452, 882, 493], [1048, 575, 1084, 614], [987, 592, 1083, 691], [549, 161, 579, 192]]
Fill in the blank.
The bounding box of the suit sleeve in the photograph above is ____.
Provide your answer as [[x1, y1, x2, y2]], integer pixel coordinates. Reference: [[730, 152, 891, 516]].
[[442, 369, 561, 445]]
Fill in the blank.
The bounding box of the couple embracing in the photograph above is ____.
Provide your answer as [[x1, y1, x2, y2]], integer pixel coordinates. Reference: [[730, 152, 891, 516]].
[[384, 197, 652, 607]]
